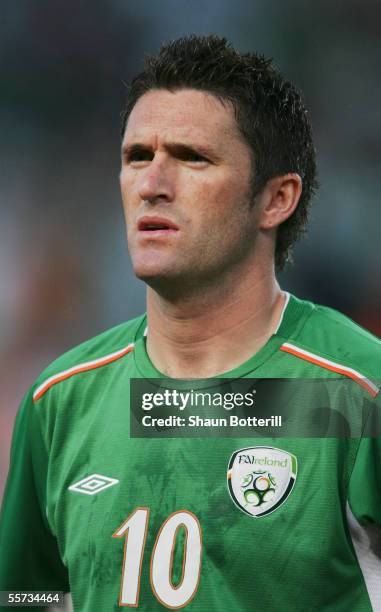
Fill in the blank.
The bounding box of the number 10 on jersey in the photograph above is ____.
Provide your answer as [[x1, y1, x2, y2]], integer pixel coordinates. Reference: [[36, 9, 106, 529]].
[[113, 508, 202, 608]]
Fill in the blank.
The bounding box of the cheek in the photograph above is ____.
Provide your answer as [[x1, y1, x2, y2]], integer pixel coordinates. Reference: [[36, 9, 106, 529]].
[[120, 174, 137, 218], [195, 175, 249, 223]]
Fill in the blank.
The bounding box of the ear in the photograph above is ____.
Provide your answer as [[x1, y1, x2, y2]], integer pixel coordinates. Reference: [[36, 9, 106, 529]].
[[258, 173, 302, 230]]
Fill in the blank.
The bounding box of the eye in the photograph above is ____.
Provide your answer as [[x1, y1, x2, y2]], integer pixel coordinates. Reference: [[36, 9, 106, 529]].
[[123, 148, 154, 164], [131, 150, 153, 162], [179, 150, 209, 164]]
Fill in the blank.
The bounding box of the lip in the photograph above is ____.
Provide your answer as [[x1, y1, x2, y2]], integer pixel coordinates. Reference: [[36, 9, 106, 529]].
[[137, 216, 180, 232]]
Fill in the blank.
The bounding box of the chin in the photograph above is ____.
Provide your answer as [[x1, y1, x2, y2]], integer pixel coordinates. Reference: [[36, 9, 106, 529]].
[[132, 262, 178, 283], [130, 247, 173, 276]]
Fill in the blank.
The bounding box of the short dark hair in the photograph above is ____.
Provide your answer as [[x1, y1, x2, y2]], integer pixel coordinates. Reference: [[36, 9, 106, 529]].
[[122, 35, 318, 269]]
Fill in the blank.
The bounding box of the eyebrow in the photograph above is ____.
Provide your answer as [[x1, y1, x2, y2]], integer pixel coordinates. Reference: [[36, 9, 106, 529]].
[[121, 141, 220, 161]]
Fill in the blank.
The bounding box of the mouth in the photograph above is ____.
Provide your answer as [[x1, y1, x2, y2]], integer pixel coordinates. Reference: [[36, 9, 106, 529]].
[[137, 216, 180, 235]]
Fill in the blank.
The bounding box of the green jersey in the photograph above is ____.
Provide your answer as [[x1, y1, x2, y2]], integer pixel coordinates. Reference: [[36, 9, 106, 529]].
[[1, 294, 381, 611]]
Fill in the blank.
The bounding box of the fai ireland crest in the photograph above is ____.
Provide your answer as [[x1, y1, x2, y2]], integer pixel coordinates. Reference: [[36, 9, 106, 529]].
[[227, 446, 297, 517]]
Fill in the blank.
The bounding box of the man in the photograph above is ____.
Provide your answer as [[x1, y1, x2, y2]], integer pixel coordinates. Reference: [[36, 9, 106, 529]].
[[1, 35, 380, 611]]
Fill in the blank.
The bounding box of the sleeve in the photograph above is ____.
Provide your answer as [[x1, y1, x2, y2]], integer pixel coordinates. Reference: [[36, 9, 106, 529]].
[[347, 431, 381, 610], [0, 388, 70, 606], [348, 433, 381, 527]]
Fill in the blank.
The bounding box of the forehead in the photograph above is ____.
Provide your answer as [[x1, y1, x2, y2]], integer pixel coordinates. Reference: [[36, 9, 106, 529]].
[[123, 89, 243, 147]]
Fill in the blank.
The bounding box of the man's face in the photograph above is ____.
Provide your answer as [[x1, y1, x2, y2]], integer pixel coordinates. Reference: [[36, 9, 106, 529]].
[[120, 89, 259, 293]]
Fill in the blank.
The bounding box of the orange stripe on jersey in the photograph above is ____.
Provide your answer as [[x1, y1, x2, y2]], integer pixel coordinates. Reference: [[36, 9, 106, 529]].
[[280, 342, 379, 398], [33, 343, 135, 402]]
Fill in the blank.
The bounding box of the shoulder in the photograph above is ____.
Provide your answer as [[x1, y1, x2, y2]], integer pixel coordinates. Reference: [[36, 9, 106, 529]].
[[281, 296, 381, 394], [32, 314, 146, 402], [300, 301, 380, 376]]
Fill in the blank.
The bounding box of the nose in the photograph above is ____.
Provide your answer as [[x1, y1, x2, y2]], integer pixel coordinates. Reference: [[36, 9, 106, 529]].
[[137, 155, 175, 204]]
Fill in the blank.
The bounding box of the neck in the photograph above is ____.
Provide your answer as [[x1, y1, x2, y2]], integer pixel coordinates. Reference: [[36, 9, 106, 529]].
[[145, 262, 286, 378]]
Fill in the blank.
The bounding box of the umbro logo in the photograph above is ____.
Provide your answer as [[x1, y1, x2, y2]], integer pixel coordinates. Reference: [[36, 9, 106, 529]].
[[68, 474, 119, 495]]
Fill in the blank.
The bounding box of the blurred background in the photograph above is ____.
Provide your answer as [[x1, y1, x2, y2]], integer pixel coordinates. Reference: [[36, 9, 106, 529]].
[[1, 0, 380, 501]]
